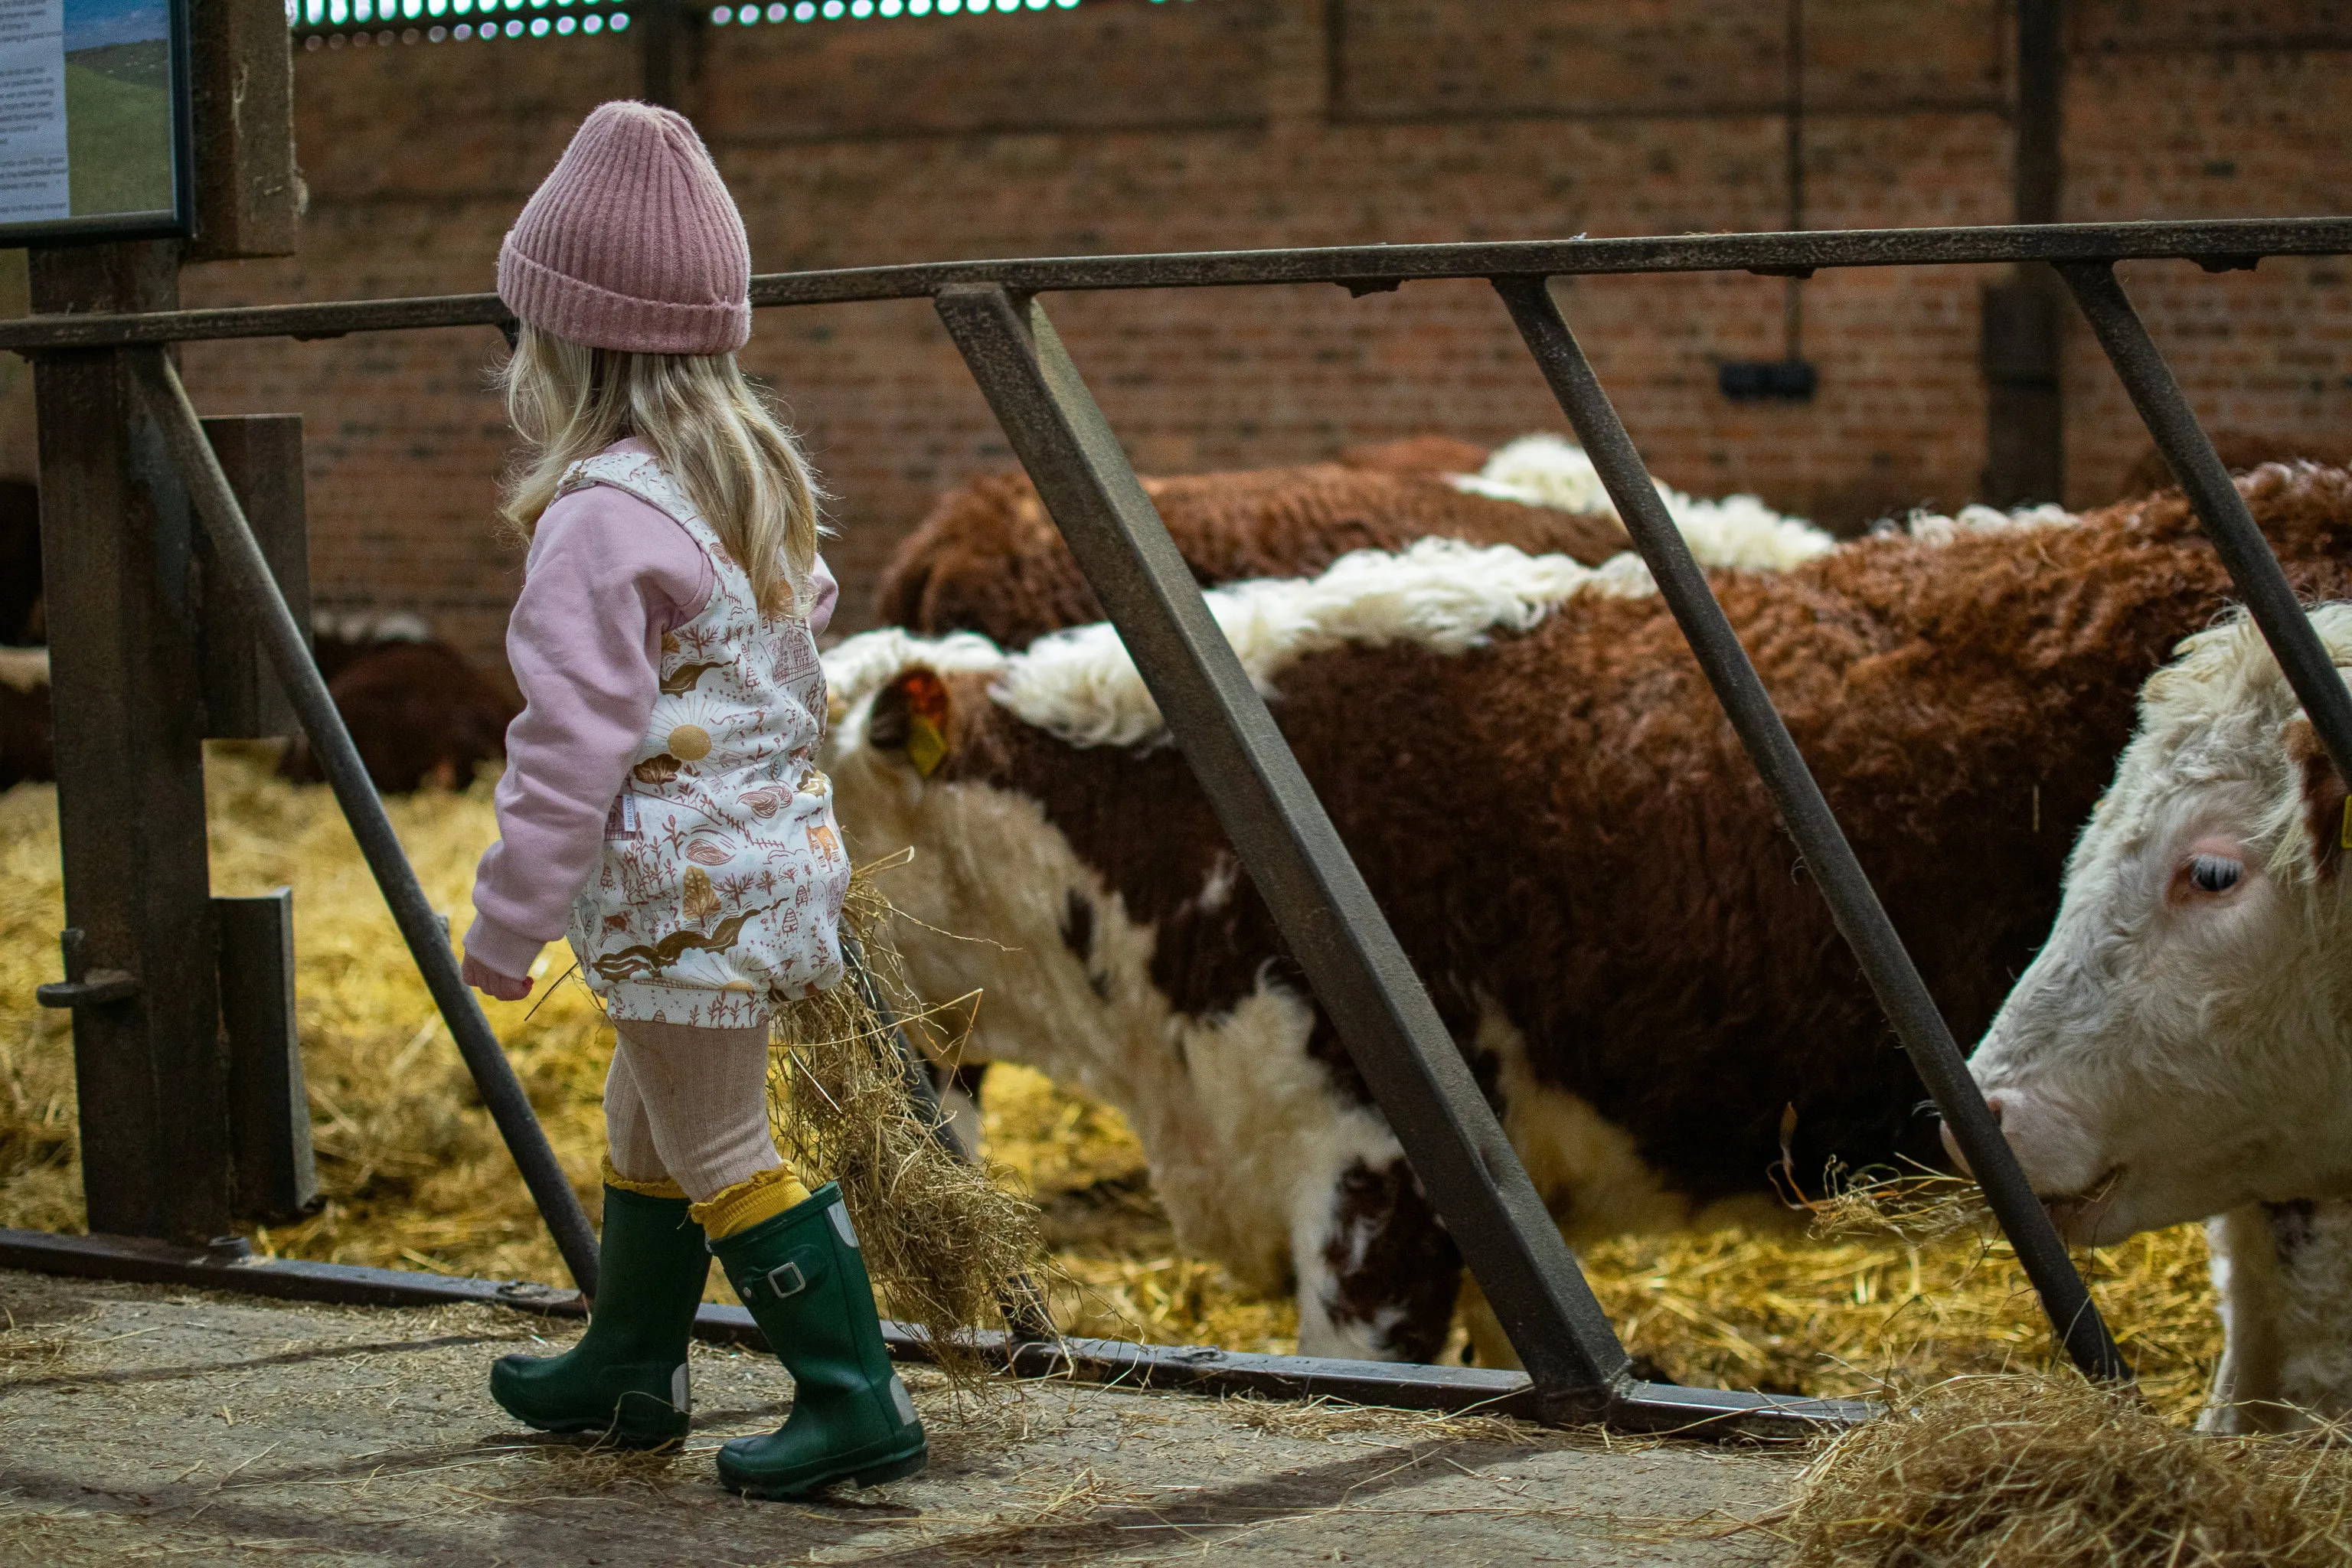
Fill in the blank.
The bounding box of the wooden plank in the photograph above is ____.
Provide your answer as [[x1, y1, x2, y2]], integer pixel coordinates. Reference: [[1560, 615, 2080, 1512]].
[[197, 414, 309, 740], [31, 241, 231, 1244], [217, 890, 318, 1223], [188, 0, 299, 260]]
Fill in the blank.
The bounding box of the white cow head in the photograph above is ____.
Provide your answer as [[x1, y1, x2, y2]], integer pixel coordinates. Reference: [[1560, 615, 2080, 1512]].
[[1966, 606, 2352, 1244]]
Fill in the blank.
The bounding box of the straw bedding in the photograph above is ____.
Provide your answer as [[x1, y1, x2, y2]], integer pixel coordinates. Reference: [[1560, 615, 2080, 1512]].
[[0, 752, 2228, 1395], [8, 752, 2348, 1557]]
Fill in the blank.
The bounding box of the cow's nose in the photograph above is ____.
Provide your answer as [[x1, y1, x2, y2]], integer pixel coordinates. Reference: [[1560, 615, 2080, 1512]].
[[1939, 1093, 2005, 1176]]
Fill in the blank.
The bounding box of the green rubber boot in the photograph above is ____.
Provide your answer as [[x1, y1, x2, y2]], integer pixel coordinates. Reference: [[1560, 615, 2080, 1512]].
[[709, 1183, 928, 1498], [489, 1184, 710, 1448]]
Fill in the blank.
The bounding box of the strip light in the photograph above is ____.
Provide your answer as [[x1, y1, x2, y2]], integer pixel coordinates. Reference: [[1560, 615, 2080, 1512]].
[[290, 0, 1184, 45]]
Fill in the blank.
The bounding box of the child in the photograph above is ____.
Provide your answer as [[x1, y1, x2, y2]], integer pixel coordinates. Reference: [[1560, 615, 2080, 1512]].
[[459, 100, 925, 1499]]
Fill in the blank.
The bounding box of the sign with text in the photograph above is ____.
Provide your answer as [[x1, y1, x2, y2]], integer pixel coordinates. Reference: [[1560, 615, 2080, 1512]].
[[0, 0, 184, 243]]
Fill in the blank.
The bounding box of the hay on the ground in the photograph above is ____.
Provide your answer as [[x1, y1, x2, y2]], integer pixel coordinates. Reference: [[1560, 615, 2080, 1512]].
[[1780, 1373, 2352, 1566], [0, 749, 2231, 1416]]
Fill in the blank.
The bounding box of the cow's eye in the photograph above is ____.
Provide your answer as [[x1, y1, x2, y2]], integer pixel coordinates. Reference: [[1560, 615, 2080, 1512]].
[[2188, 854, 2243, 893]]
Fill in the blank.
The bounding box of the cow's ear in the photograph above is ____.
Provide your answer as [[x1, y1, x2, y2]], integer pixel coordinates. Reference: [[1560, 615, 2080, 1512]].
[[2284, 717, 2348, 877], [868, 666, 953, 778]]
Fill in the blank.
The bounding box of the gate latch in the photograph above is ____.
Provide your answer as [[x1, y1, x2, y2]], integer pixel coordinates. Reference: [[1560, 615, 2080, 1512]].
[[37, 969, 139, 1008], [36, 927, 139, 1008]]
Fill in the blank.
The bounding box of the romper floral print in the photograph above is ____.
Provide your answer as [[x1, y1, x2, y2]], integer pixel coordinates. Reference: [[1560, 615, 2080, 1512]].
[[559, 450, 848, 1026]]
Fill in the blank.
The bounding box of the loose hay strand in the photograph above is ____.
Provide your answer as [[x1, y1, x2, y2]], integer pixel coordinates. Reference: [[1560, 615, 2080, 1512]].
[[1782, 1373, 2352, 1567], [767, 867, 1049, 1380], [1806, 1160, 1996, 1248]]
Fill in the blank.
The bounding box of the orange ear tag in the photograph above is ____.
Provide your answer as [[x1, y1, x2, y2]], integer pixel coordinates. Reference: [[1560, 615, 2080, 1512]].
[[894, 667, 952, 778]]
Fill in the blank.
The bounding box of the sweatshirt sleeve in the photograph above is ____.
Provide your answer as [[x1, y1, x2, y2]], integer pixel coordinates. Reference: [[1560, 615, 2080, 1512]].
[[464, 486, 712, 978], [808, 554, 838, 638]]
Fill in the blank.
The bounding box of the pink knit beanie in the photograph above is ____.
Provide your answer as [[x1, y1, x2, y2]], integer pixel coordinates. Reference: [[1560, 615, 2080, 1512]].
[[498, 101, 751, 355]]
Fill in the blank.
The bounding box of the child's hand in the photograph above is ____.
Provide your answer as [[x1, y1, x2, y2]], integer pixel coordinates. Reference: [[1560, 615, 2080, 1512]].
[[462, 953, 534, 1001]]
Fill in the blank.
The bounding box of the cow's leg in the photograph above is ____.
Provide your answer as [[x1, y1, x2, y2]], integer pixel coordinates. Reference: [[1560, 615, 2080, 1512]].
[[1291, 1150, 1462, 1364], [2265, 1198, 2352, 1424], [2202, 1199, 2352, 1432], [2200, 1206, 2285, 1432]]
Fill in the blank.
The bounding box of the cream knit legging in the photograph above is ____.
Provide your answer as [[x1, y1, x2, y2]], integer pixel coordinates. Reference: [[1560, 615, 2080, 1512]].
[[605, 1020, 783, 1201]]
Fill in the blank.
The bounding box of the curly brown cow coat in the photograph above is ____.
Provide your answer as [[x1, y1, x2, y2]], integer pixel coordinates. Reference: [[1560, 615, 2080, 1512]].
[[2115, 430, 2352, 501], [874, 449, 1626, 650], [831, 465, 2352, 1366]]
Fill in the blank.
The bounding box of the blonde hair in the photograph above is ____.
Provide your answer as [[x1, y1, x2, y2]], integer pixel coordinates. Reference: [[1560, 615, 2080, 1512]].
[[498, 324, 825, 616]]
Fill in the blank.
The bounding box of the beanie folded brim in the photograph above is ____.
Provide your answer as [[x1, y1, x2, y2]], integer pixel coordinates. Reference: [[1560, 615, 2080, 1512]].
[[499, 239, 751, 356]]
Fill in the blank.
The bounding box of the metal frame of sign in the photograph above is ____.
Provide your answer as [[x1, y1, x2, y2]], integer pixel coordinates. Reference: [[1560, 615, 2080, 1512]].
[[0, 0, 193, 247]]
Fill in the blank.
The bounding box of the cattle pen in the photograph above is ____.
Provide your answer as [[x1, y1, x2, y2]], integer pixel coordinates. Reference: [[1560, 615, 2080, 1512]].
[[5, 214, 2351, 1455]]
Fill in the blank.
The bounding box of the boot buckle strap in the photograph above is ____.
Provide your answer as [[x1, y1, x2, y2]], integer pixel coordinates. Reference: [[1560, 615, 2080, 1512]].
[[755, 1260, 807, 1302]]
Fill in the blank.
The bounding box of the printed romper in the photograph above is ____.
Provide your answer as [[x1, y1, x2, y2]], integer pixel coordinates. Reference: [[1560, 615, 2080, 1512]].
[[560, 449, 848, 1026]]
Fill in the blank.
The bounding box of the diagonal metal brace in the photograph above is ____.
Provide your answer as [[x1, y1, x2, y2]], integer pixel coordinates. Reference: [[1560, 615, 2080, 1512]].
[[933, 283, 1634, 1423], [2060, 261, 2352, 789], [1494, 275, 2132, 1385], [129, 348, 602, 1296]]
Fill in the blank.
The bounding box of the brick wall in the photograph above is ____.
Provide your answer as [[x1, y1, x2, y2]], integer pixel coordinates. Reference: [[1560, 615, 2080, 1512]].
[[8, 0, 2349, 674]]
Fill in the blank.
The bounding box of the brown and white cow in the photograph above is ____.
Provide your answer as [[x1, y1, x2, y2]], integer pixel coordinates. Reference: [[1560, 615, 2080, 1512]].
[[876, 434, 1834, 652], [281, 625, 519, 795], [0, 645, 51, 792], [827, 463, 2352, 1367], [1964, 604, 2352, 1432]]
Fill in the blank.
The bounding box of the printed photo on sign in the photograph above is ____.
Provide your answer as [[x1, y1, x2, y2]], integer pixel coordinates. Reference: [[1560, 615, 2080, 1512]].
[[64, 0, 171, 216]]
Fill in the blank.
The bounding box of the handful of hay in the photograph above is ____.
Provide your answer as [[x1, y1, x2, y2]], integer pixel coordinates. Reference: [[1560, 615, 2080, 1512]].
[[1805, 1161, 1993, 1246], [766, 864, 1048, 1377], [1779, 1374, 2352, 1566]]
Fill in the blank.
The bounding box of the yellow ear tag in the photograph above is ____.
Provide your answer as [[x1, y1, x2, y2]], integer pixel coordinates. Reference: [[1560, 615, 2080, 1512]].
[[907, 714, 949, 779], [2339, 795, 2351, 851]]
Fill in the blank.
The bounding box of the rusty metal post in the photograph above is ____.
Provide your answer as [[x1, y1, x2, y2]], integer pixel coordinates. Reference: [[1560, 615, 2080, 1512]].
[[28, 242, 234, 1243], [198, 414, 309, 739], [217, 887, 320, 1223], [188, 0, 300, 261], [132, 349, 602, 1293]]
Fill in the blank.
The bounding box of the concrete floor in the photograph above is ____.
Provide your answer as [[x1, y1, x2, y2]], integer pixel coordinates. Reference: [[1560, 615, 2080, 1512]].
[[0, 1267, 1801, 1565]]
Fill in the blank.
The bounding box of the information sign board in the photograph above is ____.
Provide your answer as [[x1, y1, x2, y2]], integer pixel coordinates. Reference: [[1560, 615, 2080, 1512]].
[[0, 0, 186, 243]]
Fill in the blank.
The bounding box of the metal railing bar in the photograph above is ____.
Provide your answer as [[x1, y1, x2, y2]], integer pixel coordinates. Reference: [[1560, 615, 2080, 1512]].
[[0, 1225, 1877, 1436], [932, 281, 1635, 1425], [129, 348, 603, 1296], [2058, 261, 2352, 788], [1492, 275, 2133, 1384], [5, 217, 2347, 353]]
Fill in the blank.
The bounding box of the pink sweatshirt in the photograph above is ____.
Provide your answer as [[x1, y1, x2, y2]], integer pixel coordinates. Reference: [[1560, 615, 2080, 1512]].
[[464, 439, 837, 979]]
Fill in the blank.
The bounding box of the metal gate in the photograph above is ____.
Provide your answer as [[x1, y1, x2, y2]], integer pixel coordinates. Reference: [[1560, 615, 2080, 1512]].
[[7, 214, 2349, 1437]]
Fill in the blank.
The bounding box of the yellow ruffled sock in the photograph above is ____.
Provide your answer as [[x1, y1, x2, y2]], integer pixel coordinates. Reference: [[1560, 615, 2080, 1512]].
[[602, 1155, 688, 1203], [689, 1165, 814, 1241]]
